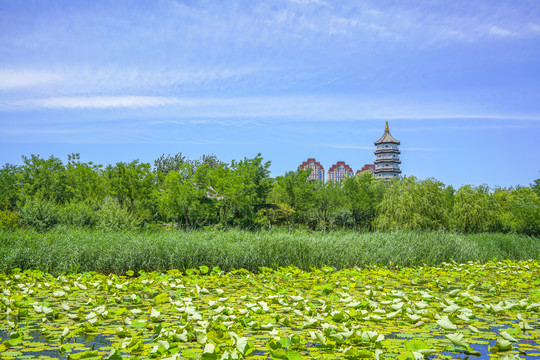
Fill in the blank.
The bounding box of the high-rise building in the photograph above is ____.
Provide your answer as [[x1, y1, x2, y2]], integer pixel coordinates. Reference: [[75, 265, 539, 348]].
[[374, 121, 402, 179], [300, 158, 325, 181], [327, 161, 354, 183], [356, 164, 375, 175]]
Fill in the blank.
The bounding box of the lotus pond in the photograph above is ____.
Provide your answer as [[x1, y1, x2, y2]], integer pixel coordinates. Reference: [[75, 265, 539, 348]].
[[0, 260, 539, 360]]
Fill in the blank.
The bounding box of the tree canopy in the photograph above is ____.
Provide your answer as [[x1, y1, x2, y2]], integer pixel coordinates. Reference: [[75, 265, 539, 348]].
[[1, 153, 539, 235]]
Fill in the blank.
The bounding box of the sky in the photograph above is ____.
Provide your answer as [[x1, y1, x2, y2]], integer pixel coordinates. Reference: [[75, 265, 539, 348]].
[[1, 0, 540, 188]]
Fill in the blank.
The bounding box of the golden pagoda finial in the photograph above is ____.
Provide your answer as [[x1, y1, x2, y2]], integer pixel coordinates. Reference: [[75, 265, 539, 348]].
[[385, 121, 389, 133]]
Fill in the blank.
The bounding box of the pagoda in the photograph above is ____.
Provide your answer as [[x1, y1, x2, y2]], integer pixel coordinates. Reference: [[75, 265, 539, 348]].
[[374, 121, 402, 179]]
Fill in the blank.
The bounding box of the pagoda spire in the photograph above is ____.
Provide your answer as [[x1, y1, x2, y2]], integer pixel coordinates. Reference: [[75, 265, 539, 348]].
[[374, 121, 401, 179]]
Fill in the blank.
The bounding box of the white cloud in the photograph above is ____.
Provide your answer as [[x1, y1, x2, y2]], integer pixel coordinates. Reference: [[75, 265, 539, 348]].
[[401, 147, 446, 151], [325, 144, 444, 151], [488, 26, 515, 37], [0, 65, 270, 95], [4, 95, 540, 125], [324, 144, 373, 150], [0, 128, 88, 135], [33, 96, 188, 109], [530, 23, 540, 33], [0, 70, 63, 90], [289, 0, 328, 6]]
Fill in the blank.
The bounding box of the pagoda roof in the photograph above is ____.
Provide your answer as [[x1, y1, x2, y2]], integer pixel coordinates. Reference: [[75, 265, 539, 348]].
[[374, 121, 400, 145]]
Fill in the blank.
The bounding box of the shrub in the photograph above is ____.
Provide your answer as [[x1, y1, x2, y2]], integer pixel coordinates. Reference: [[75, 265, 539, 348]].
[[59, 202, 98, 228], [96, 197, 141, 231], [0, 210, 19, 230], [19, 199, 60, 231]]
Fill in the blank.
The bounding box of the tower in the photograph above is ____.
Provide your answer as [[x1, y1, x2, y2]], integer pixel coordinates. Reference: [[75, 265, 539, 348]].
[[374, 121, 402, 179]]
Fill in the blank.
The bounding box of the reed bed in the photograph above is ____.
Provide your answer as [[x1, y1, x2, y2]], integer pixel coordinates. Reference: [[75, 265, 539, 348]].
[[0, 227, 538, 274]]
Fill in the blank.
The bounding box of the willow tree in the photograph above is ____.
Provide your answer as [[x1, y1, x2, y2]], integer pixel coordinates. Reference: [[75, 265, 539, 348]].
[[451, 184, 492, 234], [374, 176, 451, 231]]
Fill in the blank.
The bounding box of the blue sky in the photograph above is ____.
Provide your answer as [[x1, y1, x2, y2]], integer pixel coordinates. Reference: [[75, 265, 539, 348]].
[[1, 0, 540, 188]]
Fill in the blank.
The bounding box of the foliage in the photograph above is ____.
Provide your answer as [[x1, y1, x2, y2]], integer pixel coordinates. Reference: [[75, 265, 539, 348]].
[[95, 197, 141, 231], [18, 198, 60, 232], [311, 181, 343, 230], [271, 168, 314, 228], [375, 177, 450, 231], [154, 152, 188, 176], [0, 261, 538, 359], [17, 154, 68, 204], [531, 177, 540, 197], [2, 153, 540, 234], [342, 171, 384, 230], [0, 210, 19, 230], [158, 164, 201, 227], [104, 160, 155, 212], [59, 202, 98, 228], [255, 203, 295, 229], [502, 187, 540, 236], [0, 163, 20, 210], [64, 153, 105, 203], [451, 185, 492, 234]]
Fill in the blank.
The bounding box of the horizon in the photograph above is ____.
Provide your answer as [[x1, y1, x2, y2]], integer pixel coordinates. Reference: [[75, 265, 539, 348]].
[[1, 1, 540, 189]]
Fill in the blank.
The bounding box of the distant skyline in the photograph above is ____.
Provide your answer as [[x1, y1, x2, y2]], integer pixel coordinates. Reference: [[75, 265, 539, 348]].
[[1, 0, 540, 188]]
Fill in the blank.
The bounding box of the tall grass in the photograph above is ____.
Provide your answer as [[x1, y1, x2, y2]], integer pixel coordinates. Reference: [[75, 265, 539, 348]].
[[0, 227, 538, 274]]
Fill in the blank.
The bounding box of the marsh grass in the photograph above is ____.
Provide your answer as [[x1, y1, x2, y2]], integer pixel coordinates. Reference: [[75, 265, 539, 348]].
[[0, 227, 538, 274]]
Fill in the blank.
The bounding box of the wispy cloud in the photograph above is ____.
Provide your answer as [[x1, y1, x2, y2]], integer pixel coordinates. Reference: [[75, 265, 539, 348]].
[[5, 95, 540, 123], [324, 144, 445, 152], [0, 65, 270, 95], [0, 128, 89, 135], [0, 70, 63, 90], [28, 96, 188, 109], [289, 0, 328, 6], [324, 145, 373, 150], [396, 123, 540, 133], [401, 147, 447, 151], [150, 119, 264, 127], [489, 26, 516, 37]]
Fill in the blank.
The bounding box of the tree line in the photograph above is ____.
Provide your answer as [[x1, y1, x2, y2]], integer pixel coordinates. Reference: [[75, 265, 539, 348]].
[[0, 153, 539, 235]]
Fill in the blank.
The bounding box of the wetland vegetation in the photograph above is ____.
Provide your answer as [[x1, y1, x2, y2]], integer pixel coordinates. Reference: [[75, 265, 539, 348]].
[[0, 228, 539, 274], [1, 153, 539, 359], [1, 261, 539, 359]]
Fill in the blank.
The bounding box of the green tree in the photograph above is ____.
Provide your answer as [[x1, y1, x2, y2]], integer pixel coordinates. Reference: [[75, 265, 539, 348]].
[[531, 178, 540, 197], [64, 153, 104, 204], [197, 163, 242, 227], [270, 168, 314, 229], [229, 154, 273, 226], [375, 177, 450, 231], [95, 197, 141, 231], [312, 180, 343, 231], [451, 184, 492, 234], [104, 160, 155, 212], [158, 163, 201, 227], [194, 154, 223, 170], [0, 163, 20, 210], [153, 153, 187, 175], [508, 187, 540, 235], [17, 154, 68, 204], [492, 187, 540, 235], [19, 198, 60, 232], [342, 171, 384, 230]]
